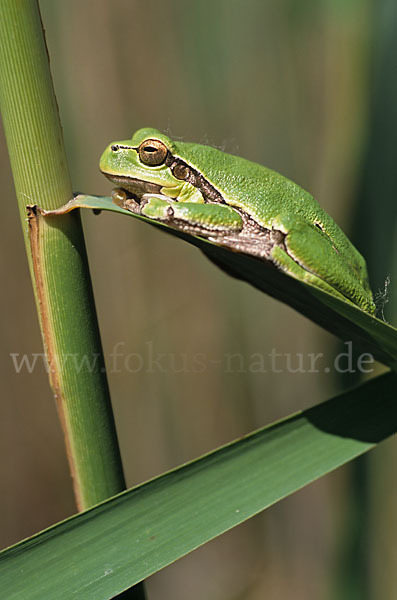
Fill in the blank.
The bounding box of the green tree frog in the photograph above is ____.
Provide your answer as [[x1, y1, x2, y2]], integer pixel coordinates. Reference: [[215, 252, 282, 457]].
[[100, 128, 375, 314]]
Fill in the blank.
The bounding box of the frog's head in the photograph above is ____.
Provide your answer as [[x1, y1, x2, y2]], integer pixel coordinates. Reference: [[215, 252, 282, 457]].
[[100, 128, 204, 204]]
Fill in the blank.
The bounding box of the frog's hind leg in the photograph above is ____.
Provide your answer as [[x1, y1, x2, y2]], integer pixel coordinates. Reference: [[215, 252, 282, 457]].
[[271, 220, 375, 313], [270, 244, 347, 301]]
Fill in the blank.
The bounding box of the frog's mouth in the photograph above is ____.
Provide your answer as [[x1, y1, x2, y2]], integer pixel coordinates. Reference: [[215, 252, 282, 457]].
[[102, 173, 163, 202]]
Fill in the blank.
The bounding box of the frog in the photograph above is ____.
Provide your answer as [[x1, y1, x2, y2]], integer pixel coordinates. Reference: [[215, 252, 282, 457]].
[[99, 127, 376, 314]]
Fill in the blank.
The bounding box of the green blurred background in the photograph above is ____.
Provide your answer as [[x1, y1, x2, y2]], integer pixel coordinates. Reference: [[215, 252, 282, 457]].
[[1, 1, 396, 599]]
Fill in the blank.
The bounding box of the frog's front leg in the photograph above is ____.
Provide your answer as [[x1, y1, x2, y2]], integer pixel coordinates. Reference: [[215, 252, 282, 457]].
[[141, 195, 243, 235]]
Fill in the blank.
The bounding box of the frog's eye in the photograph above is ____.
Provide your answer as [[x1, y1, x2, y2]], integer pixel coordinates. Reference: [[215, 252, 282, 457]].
[[138, 139, 168, 166], [172, 163, 191, 180]]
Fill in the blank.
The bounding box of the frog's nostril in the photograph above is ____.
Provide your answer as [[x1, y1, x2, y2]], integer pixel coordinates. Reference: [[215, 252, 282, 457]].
[[111, 145, 119, 152]]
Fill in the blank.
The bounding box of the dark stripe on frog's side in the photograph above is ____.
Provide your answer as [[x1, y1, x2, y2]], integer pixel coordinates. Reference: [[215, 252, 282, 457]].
[[161, 152, 290, 262], [166, 152, 283, 245]]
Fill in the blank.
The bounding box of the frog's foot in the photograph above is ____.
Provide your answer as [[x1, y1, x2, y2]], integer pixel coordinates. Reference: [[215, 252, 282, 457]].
[[111, 188, 141, 214]]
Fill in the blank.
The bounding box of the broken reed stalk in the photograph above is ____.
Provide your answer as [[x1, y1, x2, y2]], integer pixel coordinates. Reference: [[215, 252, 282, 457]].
[[0, 1, 126, 511]]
